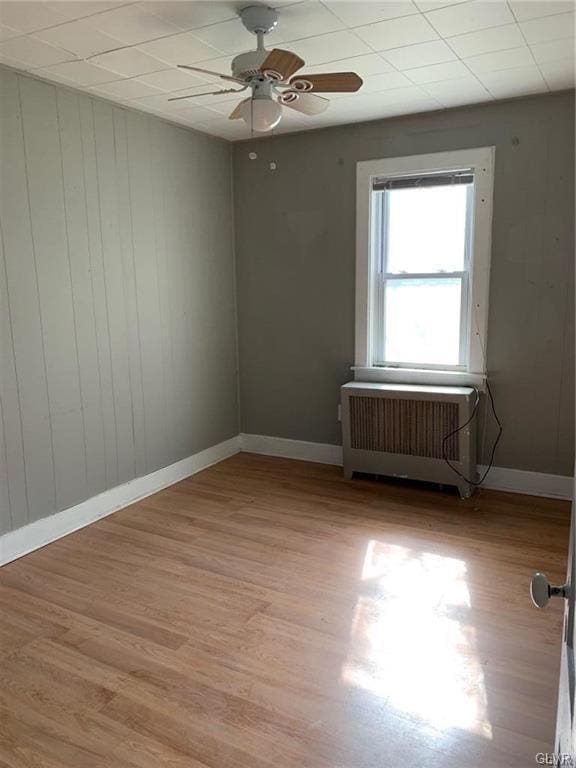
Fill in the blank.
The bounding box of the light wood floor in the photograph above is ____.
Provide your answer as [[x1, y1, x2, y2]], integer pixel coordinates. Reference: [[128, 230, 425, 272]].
[[0, 453, 570, 768]]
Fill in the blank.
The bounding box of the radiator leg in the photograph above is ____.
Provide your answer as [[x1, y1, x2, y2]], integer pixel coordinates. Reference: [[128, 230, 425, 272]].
[[343, 468, 353, 480], [457, 481, 473, 499]]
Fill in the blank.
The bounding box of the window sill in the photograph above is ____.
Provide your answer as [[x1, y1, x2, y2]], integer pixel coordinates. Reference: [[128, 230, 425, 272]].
[[352, 366, 487, 391]]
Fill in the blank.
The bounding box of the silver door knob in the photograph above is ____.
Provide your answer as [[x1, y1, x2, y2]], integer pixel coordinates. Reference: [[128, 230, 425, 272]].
[[530, 572, 569, 608]]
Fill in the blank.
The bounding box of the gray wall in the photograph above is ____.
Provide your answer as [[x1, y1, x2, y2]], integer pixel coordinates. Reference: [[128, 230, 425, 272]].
[[234, 90, 575, 476], [0, 68, 238, 535]]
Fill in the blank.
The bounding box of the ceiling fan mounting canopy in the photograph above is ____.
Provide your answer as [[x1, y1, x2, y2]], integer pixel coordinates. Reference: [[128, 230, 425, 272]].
[[240, 5, 279, 36], [173, 5, 364, 133]]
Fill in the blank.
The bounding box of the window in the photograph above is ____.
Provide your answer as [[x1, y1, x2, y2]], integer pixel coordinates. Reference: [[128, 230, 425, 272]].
[[356, 148, 494, 387]]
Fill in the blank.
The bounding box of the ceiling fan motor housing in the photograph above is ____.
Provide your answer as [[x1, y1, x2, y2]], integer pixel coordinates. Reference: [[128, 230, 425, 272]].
[[231, 50, 269, 80]]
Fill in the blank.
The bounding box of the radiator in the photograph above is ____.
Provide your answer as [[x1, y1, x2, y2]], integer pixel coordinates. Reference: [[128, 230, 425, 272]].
[[341, 382, 477, 498]]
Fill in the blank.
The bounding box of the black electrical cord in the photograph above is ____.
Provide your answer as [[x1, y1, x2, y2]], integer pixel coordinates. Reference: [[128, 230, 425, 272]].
[[442, 379, 503, 487]]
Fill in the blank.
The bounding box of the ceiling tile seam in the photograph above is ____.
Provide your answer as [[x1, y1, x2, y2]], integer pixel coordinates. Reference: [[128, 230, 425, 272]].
[[505, 0, 551, 93], [3, 1, 140, 38], [438, 27, 508, 101], [317, 0, 423, 30], [423, 7, 521, 42], [320, 8, 442, 112]]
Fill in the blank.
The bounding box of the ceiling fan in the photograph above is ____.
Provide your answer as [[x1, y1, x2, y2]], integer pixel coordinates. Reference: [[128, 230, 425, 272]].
[[169, 5, 363, 133]]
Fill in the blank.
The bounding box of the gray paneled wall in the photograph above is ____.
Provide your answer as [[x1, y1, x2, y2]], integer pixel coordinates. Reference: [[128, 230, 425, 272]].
[[0, 68, 238, 535], [234, 90, 575, 476]]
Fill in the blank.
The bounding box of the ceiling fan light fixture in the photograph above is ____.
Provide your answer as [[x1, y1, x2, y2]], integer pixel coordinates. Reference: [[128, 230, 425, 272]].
[[240, 97, 282, 133]]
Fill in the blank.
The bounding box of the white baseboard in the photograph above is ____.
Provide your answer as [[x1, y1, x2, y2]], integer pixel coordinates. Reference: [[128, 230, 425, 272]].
[[0, 436, 240, 567], [2, 432, 572, 567], [240, 433, 573, 501], [476, 464, 574, 500], [240, 433, 343, 466]]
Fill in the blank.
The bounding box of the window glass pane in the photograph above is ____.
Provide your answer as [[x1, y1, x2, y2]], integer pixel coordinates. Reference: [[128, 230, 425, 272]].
[[386, 185, 469, 274], [384, 278, 462, 366]]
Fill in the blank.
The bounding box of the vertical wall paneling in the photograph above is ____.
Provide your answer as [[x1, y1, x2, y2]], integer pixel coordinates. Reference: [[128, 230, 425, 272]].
[[0, 69, 56, 524], [163, 126, 192, 459], [112, 107, 147, 479], [0, 227, 28, 531], [0, 67, 238, 536], [93, 100, 136, 486], [56, 88, 107, 500], [19, 76, 87, 512], [0, 385, 10, 530], [149, 119, 178, 466], [126, 110, 168, 473], [78, 96, 118, 490]]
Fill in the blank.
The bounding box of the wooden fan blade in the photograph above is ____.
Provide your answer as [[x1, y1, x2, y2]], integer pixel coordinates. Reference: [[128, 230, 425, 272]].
[[283, 92, 329, 116], [178, 64, 243, 84], [229, 99, 247, 120], [260, 48, 304, 80], [292, 72, 363, 92]]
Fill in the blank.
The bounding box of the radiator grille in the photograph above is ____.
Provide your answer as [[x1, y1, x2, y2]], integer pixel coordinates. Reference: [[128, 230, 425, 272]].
[[349, 396, 459, 460]]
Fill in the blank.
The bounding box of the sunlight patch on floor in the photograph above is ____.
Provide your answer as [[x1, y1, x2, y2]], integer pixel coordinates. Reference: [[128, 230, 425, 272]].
[[341, 540, 492, 739]]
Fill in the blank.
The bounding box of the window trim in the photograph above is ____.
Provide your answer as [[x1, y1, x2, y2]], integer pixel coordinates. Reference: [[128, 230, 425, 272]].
[[355, 147, 495, 388]]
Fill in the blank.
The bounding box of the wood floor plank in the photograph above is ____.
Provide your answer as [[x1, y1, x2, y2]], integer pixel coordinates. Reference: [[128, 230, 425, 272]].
[[0, 453, 570, 767]]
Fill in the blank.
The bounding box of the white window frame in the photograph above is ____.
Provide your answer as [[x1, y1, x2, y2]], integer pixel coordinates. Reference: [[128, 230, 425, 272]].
[[355, 147, 495, 389]]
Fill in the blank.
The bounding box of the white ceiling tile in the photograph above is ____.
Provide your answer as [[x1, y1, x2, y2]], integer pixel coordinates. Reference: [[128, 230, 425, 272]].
[[285, 30, 372, 65], [422, 75, 489, 97], [539, 57, 576, 88], [520, 12, 575, 43], [299, 53, 394, 78], [169, 103, 222, 123], [530, 37, 575, 64], [464, 45, 535, 74], [434, 90, 492, 106], [39, 59, 119, 85], [92, 77, 162, 99], [45, 2, 129, 21], [34, 19, 124, 57], [136, 67, 210, 91], [188, 17, 274, 55], [0, 35, 73, 67], [0, 2, 68, 32], [90, 47, 166, 76], [477, 65, 548, 96], [406, 58, 470, 82], [90, 4, 183, 45], [156, 84, 244, 110], [446, 23, 526, 58], [322, 1, 420, 27], [139, 30, 223, 65], [508, 1, 575, 22], [425, 0, 514, 37], [415, 0, 469, 10], [129, 90, 200, 112], [192, 2, 343, 54], [193, 118, 248, 139], [0, 24, 20, 41], [265, 1, 345, 40], [350, 69, 413, 92], [186, 55, 236, 83], [335, 84, 434, 111], [142, 2, 239, 31], [422, 76, 492, 105], [382, 39, 457, 68], [205, 93, 251, 113], [355, 13, 439, 50]]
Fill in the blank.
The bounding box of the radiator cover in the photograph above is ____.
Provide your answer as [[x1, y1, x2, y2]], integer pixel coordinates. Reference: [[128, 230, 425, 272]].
[[341, 382, 477, 497]]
